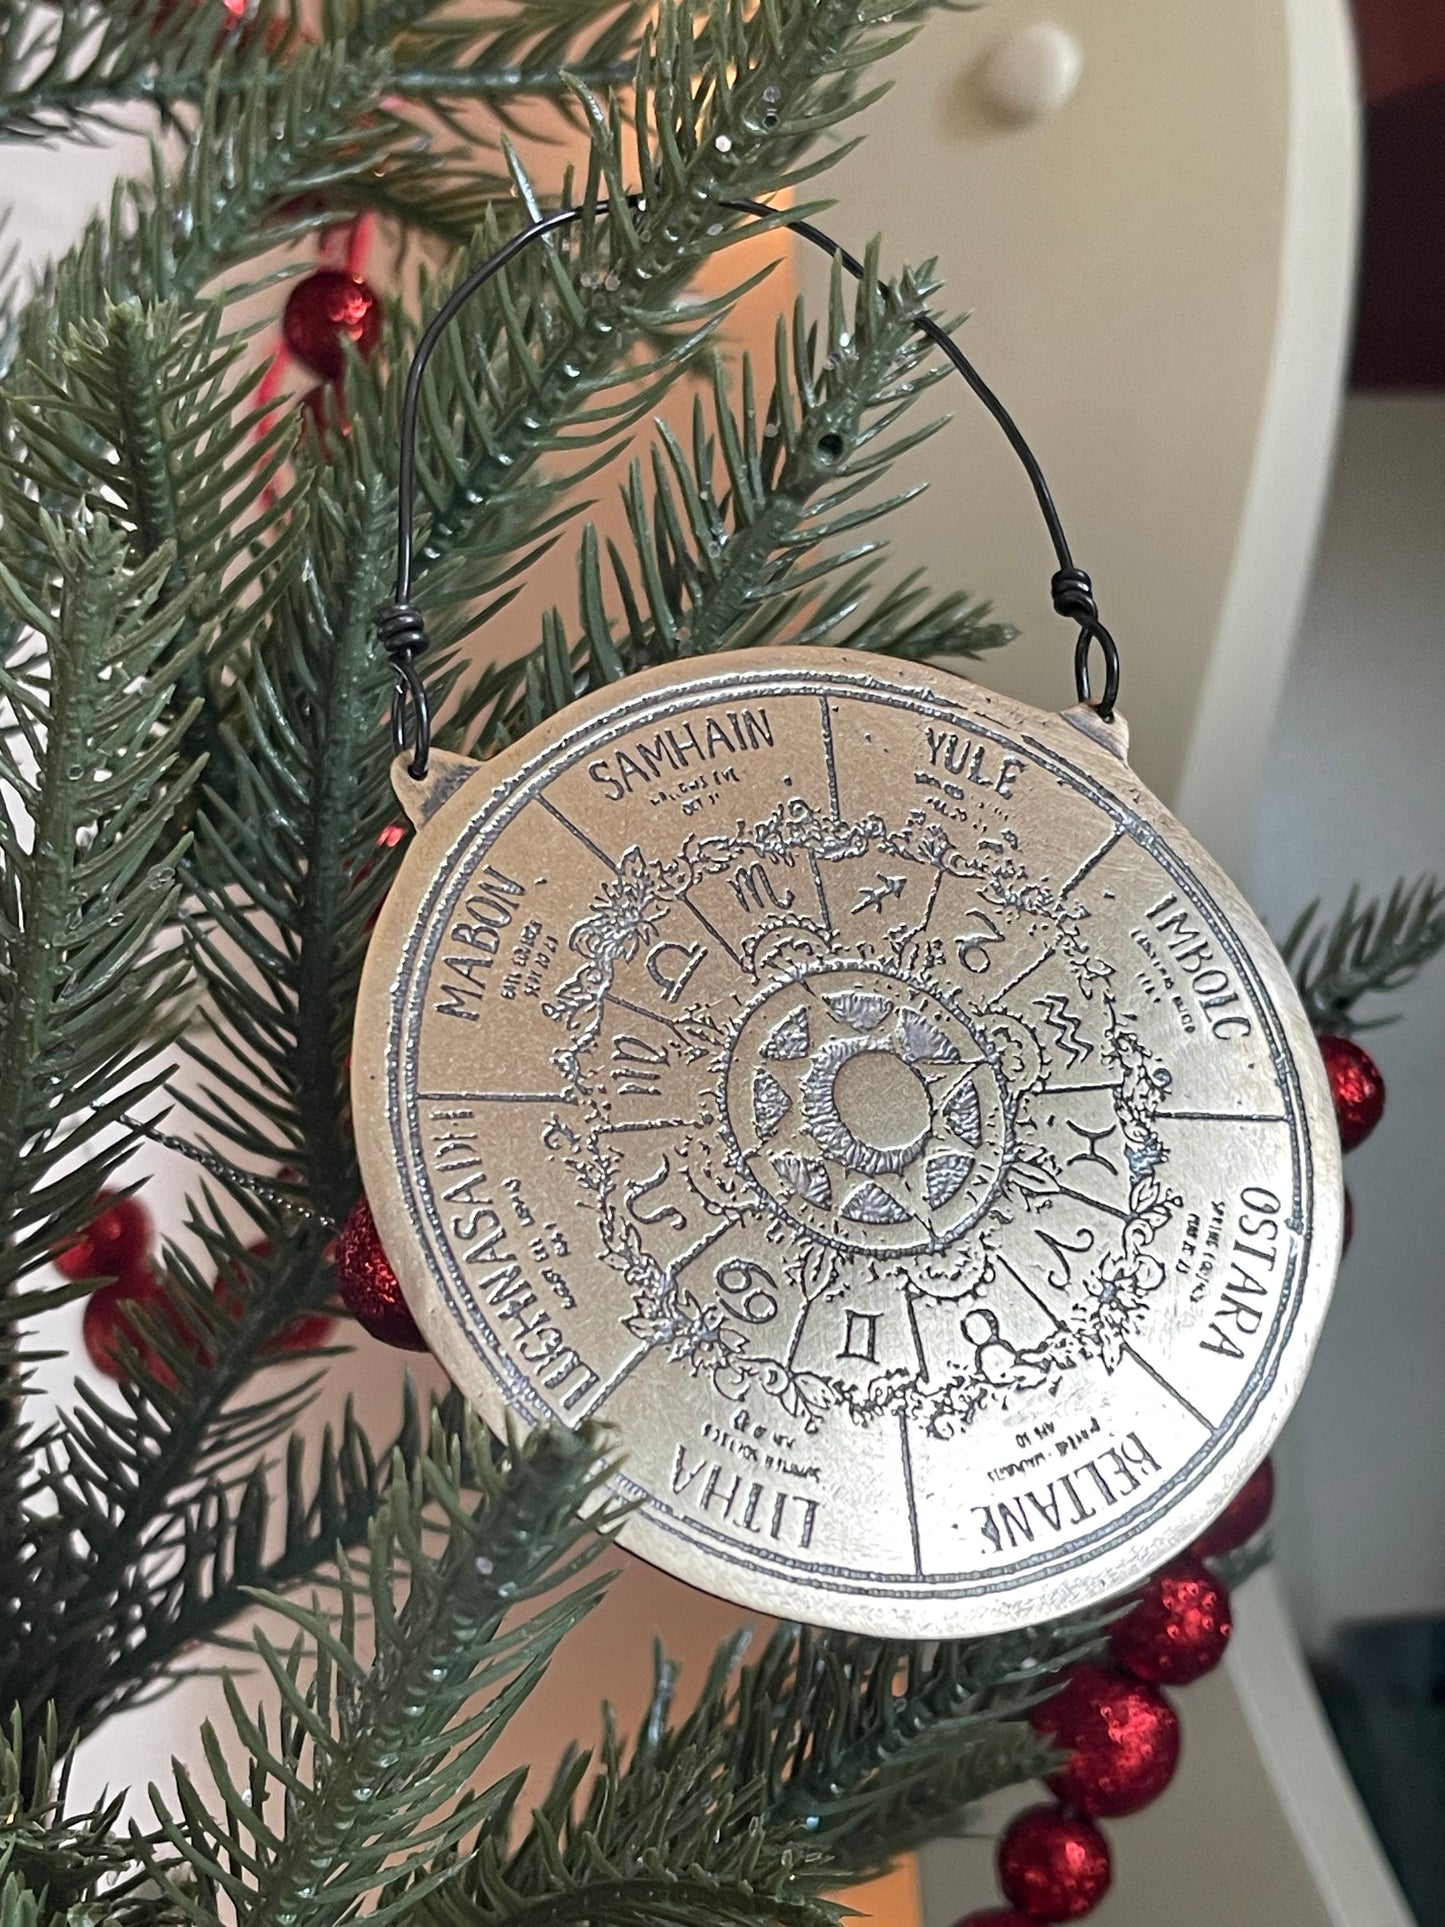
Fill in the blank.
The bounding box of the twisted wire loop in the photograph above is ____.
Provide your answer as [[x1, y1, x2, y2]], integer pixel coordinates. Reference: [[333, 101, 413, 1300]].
[[1052, 567, 1120, 721], [377, 599, 432, 777], [380, 197, 1124, 777]]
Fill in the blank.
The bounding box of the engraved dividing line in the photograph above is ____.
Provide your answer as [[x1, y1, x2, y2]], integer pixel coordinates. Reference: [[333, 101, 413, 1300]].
[[417, 1090, 573, 1104], [1156, 1109, 1289, 1124], [981, 946, 1056, 1013], [606, 990, 689, 1038], [807, 848, 836, 940], [898, 1413, 924, 1577], [782, 1293, 813, 1369], [597, 1116, 698, 1135], [1054, 1179, 1130, 1222], [1058, 828, 1121, 901], [671, 1216, 736, 1279], [819, 695, 841, 817], [1122, 1343, 1215, 1432], [902, 1281, 931, 1379], [994, 1253, 1065, 1331], [1041, 1080, 1125, 1096], [571, 1343, 651, 1421], [681, 891, 744, 967], [900, 866, 943, 948], [535, 792, 620, 872]]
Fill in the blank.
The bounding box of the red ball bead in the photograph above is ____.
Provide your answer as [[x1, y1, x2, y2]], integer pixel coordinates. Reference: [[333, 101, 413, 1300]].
[[998, 1805, 1111, 1922], [1031, 1663, 1180, 1816], [283, 270, 381, 382], [334, 1196, 428, 1350], [55, 1190, 152, 1280], [300, 382, 352, 441], [1192, 1456, 1274, 1558], [213, 1240, 336, 1356], [271, 1306, 339, 1353], [1317, 1033, 1386, 1151], [1112, 1557, 1233, 1685]]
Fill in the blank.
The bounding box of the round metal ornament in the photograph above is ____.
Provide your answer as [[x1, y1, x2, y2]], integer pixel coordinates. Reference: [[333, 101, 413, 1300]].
[[353, 648, 1341, 1636]]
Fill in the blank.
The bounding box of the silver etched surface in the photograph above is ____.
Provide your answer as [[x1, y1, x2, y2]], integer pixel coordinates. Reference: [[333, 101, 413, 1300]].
[[354, 650, 1342, 1635]]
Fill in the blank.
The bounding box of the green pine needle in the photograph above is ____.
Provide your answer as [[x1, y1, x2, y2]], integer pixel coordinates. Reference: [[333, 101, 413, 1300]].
[[142, 1421, 619, 1927], [1283, 875, 1445, 1033], [0, 518, 200, 1300]]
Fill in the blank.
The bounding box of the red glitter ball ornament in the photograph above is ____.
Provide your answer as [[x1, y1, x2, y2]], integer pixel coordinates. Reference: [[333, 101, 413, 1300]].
[[950, 1914, 1039, 1927], [1112, 1557, 1233, 1685], [334, 1196, 428, 1350], [1317, 1033, 1386, 1151], [1192, 1456, 1274, 1559], [55, 1191, 153, 1280], [997, 1805, 1111, 1922], [1031, 1663, 1180, 1816], [283, 270, 382, 382]]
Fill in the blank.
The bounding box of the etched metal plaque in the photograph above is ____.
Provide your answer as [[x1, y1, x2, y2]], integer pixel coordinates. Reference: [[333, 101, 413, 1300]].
[[354, 650, 1342, 1635]]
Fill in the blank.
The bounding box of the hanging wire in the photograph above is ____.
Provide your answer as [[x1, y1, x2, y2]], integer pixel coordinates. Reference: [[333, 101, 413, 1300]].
[[377, 196, 1121, 778]]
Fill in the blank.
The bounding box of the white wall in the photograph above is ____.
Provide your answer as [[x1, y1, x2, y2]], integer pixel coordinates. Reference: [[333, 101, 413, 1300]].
[[1252, 395, 1445, 1654]]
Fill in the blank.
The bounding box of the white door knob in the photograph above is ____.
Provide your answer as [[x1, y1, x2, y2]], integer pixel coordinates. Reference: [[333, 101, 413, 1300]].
[[977, 22, 1084, 125]]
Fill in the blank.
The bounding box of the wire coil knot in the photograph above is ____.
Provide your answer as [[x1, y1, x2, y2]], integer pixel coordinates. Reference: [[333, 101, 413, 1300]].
[[377, 599, 429, 663], [377, 600, 432, 778], [1050, 566, 1097, 628], [1052, 567, 1119, 722]]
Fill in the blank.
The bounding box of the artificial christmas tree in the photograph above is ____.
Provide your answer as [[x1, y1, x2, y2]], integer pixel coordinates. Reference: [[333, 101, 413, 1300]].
[[0, 5, 1442, 1924]]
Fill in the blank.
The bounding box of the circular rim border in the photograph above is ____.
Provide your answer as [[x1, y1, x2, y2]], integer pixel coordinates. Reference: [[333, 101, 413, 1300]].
[[354, 648, 1342, 1636]]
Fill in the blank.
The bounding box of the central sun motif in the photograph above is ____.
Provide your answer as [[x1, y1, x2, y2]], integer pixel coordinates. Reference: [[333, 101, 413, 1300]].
[[722, 962, 1012, 1256]]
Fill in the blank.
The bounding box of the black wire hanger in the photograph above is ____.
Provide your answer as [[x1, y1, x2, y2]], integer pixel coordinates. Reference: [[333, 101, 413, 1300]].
[[378, 195, 1121, 779]]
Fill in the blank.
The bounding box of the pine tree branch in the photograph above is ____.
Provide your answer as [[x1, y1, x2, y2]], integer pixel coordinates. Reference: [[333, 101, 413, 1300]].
[[4, 46, 398, 382], [0, 1706, 147, 1910], [0, 0, 274, 142], [454, 261, 1009, 755], [1283, 876, 1445, 1033], [6, 1226, 338, 1746], [6, 439, 458, 1742], [410, 1612, 1101, 1927], [405, 0, 951, 626], [0, 519, 200, 1299], [142, 1422, 619, 1927], [6, 298, 298, 779], [181, 453, 403, 1228], [91, 1387, 446, 1714], [0, 0, 647, 142]]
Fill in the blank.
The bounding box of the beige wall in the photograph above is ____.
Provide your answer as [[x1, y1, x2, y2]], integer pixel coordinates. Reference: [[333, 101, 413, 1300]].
[[798, 0, 1356, 873]]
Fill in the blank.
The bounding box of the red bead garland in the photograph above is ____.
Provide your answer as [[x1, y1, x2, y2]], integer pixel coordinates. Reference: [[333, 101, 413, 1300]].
[[333, 1195, 429, 1350], [998, 1805, 1111, 1922], [213, 1239, 336, 1356], [1031, 1663, 1180, 1816], [55, 1191, 152, 1281], [1192, 1456, 1274, 1559], [282, 270, 382, 383], [82, 1269, 163, 1379], [1111, 1557, 1233, 1685], [1317, 1032, 1386, 1151]]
